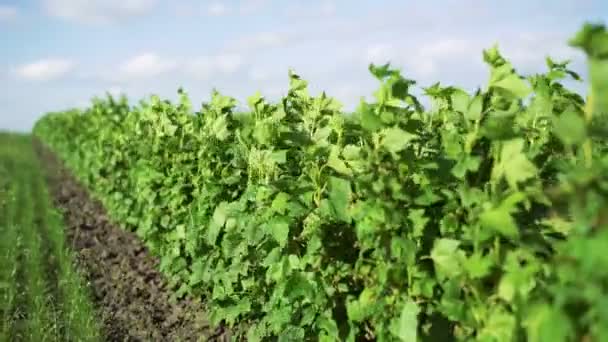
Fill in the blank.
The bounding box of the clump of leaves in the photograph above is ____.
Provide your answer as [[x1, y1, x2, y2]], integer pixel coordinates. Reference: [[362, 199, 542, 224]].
[[34, 23, 608, 341]]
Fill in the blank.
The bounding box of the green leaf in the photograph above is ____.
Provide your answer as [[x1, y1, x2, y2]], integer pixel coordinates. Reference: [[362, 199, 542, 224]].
[[380, 126, 415, 154], [492, 73, 532, 99], [497, 273, 516, 302], [175, 224, 186, 240], [452, 155, 481, 179], [327, 146, 352, 176], [477, 308, 516, 342], [524, 304, 573, 342], [493, 138, 537, 189], [467, 94, 483, 121], [219, 298, 251, 325], [268, 218, 290, 248], [553, 110, 587, 146], [289, 70, 308, 91], [392, 299, 420, 342], [271, 149, 287, 164], [284, 273, 315, 299], [247, 91, 264, 110], [431, 239, 463, 280], [479, 206, 519, 239], [271, 192, 290, 214], [317, 312, 340, 341], [359, 102, 383, 131], [408, 209, 429, 238], [451, 89, 470, 114], [346, 287, 376, 322], [328, 176, 352, 222], [588, 58, 608, 114], [369, 63, 398, 80], [568, 23, 608, 58], [464, 252, 493, 279], [207, 202, 228, 245], [211, 115, 230, 141]]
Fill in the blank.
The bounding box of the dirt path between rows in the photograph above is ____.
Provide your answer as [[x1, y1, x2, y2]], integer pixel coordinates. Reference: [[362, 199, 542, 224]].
[[35, 141, 231, 342]]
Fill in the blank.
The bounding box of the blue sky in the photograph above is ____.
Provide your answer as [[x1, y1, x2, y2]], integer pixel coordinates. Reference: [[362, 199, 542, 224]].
[[0, 0, 606, 131]]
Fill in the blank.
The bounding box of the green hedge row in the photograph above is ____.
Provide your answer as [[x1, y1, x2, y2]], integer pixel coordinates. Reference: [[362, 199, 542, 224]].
[[34, 24, 608, 341]]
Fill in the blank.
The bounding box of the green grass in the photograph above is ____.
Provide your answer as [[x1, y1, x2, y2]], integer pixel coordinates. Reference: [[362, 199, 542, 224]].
[[0, 132, 101, 341]]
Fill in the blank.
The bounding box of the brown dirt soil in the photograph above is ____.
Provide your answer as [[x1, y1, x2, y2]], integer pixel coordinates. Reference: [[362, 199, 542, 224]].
[[34, 141, 232, 342]]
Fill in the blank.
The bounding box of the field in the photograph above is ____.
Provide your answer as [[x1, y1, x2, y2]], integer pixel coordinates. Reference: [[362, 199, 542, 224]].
[[0, 133, 99, 341], [1, 23, 608, 341]]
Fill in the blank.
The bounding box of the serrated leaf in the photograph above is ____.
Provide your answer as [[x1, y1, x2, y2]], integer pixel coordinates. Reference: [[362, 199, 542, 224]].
[[492, 73, 532, 99], [479, 206, 519, 239], [327, 146, 352, 176], [176, 224, 186, 240], [464, 252, 493, 279], [408, 209, 428, 238], [477, 308, 516, 342], [553, 110, 587, 146], [392, 299, 420, 342], [524, 304, 573, 342], [451, 89, 470, 114], [271, 192, 290, 214], [328, 176, 352, 222], [211, 115, 230, 140], [207, 202, 228, 245], [467, 94, 483, 121], [431, 239, 463, 280], [268, 218, 289, 248], [381, 127, 415, 153], [347, 287, 376, 322], [494, 138, 537, 189]]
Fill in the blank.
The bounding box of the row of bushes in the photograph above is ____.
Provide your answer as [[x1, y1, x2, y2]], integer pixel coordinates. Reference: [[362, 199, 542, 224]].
[[34, 24, 608, 341]]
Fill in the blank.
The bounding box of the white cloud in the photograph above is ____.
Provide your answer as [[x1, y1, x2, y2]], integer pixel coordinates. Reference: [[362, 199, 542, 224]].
[[107, 85, 124, 97], [248, 67, 270, 82], [215, 53, 243, 73], [206, 2, 230, 16], [187, 57, 213, 79], [118, 53, 178, 79], [366, 44, 395, 64], [0, 5, 18, 21], [227, 31, 287, 52], [13, 59, 74, 81], [238, 0, 270, 15], [285, 1, 336, 18], [500, 32, 583, 72], [362, 38, 486, 79], [320, 1, 336, 16], [409, 39, 479, 77], [44, 0, 157, 24], [419, 39, 475, 59], [186, 53, 244, 80]]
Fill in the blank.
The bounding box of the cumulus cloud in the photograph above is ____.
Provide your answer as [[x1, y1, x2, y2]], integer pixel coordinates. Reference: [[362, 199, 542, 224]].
[[226, 31, 288, 53], [500, 32, 583, 72], [363, 39, 477, 79], [215, 53, 244, 73], [285, 0, 336, 18], [107, 85, 124, 97], [362, 31, 582, 83], [13, 59, 74, 81], [238, 0, 270, 15], [186, 53, 244, 80], [366, 44, 395, 64], [0, 5, 18, 21], [206, 2, 230, 16], [44, 0, 157, 24], [248, 67, 270, 82], [117, 53, 178, 79]]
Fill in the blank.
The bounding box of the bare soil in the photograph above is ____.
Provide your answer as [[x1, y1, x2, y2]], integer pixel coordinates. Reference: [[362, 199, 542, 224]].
[[35, 141, 231, 342]]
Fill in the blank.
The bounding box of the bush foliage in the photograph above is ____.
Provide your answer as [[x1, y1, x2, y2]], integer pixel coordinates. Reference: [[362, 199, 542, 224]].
[[34, 23, 608, 341]]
